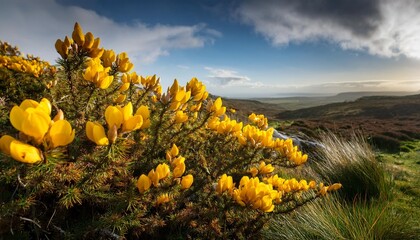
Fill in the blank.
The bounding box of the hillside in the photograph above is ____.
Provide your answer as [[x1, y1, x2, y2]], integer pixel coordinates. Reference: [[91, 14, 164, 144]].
[[254, 91, 417, 110], [274, 94, 420, 152]]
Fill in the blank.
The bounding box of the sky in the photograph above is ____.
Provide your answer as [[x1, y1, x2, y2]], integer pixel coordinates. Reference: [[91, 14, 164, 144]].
[[1, 0, 420, 98]]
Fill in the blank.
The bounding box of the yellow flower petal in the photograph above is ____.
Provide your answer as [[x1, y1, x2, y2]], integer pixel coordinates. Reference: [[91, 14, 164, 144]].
[[19, 99, 38, 110], [122, 102, 133, 121], [10, 106, 28, 132], [137, 174, 151, 193], [86, 121, 109, 146], [181, 174, 193, 189], [122, 115, 143, 132], [21, 109, 51, 141], [0, 135, 15, 155], [72, 22, 85, 46], [173, 162, 186, 178], [49, 120, 75, 148], [105, 106, 123, 130], [10, 140, 42, 164]]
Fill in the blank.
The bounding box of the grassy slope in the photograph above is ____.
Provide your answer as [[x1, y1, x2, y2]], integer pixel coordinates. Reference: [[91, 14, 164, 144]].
[[378, 141, 420, 232]]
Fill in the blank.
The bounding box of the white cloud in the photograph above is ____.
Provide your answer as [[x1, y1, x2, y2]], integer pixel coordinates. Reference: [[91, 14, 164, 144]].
[[237, 0, 420, 59], [205, 66, 264, 88], [0, 0, 220, 64]]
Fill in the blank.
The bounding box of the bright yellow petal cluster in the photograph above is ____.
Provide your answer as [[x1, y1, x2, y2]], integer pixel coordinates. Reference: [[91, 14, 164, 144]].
[[166, 144, 187, 178], [9, 98, 74, 148], [1, 99, 74, 164], [216, 174, 234, 194], [319, 183, 343, 196], [85, 102, 149, 145], [186, 77, 209, 102], [236, 125, 274, 148], [174, 110, 188, 124], [101, 49, 116, 68], [248, 161, 275, 176], [274, 138, 308, 165], [167, 79, 192, 111], [0, 54, 51, 77], [232, 176, 279, 212], [139, 75, 161, 95], [148, 163, 170, 187], [207, 116, 243, 135], [83, 57, 114, 89], [137, 145, 193, 193], [264, 175, 316, 194], [116, 52, 134, 72], [207, 97, 226, 117], [55, 22, 104, 59], [248, 113, 268, 129], [156, 193, 171, 206]]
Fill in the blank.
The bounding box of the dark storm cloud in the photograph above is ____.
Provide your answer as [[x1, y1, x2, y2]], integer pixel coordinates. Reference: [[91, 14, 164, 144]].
[[237, 0, 420, 59], [288, 0, 382, 37]]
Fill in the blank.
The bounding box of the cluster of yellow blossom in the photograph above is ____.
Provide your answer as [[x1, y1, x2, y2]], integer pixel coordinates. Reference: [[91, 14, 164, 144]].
[[216, 173, 341, 212], [273, 138, 308, 165], [83, 57, 114, 89], [0, 55, 51, 77], [186, 77, 209, 102], [236, 125, 275, 147], [204, 101, 308, 165], [248, 113, 268, 129], [86, 102, 150, 145], [0, 98, 74, 163], [233, 176, 280, 212], [248, 160, 275, 177], [207, 116, 243, 135], [100, 49, 133, 73], [55, 23, 103, 59], [264, 175, 316, 193], [216, 174, 234, 194], [207, 97, 226, 117], [137, 144, 194, 194]]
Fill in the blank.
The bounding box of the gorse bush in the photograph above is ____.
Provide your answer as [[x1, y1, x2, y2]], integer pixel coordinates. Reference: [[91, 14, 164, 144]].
[[0, 23, 340, 239]]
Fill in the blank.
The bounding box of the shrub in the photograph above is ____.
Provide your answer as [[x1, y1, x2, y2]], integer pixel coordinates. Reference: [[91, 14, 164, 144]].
[[0, 23, 340, 239]]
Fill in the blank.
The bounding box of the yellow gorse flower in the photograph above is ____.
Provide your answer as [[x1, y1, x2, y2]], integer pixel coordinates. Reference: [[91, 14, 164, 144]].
[[174, 110, 188, 124], [55, 22, 103, 59], [0, 135, 43, 164], [101, 49, 116, 68], [83, 57, 114, 89], [86, 121, 109, 146], [156, 193, 171, 206], [216, 174, 234, 194], [86, 102, 149, 145], [181, 174, 194, 190], [1, 99, 74, 164], [9, 98, 74, 148], [232, 176, 279, 212], [0, 55, 51, 77], [208, 97, 226, 117], [248, 113, 268, 129], [186, 77, 208, 102], [148, 163, 170, 187], [137, 174, 152, 193], [116, 52, 134, 73], [258, 161, 275, 175]]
